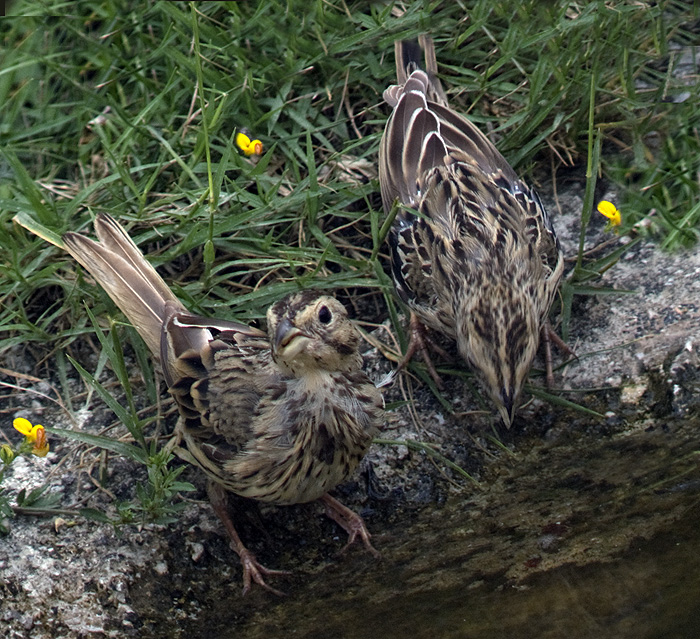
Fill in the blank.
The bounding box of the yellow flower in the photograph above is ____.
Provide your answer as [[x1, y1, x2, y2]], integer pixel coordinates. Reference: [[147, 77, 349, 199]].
[[235, 129, 263, 157], [32, 428, 49, 457], [597, 200, 621, 227], [13, 417, 42, 440], [13, 417, 50, 457]]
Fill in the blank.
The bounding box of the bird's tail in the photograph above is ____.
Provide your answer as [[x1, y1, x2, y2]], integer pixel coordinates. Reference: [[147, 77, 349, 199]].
[[389, 34, 447, 105], [380, 35, 450, 211], [63, 214, 192, 358]]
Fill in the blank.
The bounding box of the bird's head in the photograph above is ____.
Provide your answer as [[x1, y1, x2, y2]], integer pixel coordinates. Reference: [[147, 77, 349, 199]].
[[458, 287, 540, 428], [267, 291, 363, 377]]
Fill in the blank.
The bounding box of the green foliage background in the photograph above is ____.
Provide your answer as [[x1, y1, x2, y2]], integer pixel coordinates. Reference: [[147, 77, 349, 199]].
[[1, 1, 698, 353]]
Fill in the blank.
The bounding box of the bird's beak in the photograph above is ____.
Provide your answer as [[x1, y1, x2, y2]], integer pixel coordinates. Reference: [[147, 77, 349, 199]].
[[274, 318, 310, 355], [499, 387, 516, 428]]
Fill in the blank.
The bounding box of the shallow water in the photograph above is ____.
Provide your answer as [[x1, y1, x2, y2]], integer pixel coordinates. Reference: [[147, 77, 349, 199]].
[[295, 515, 700, 639], [131, 417, 700, 638]]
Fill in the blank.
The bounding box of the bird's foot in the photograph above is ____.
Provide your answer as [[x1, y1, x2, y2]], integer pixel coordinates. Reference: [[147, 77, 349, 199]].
[[237, 547, 290, 597], [320, 494, 380, 558], [207, 481, 290, 596]]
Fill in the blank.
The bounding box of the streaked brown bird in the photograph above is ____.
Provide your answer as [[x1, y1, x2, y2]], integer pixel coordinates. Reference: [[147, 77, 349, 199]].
[[62, 214, 384, 595], [379, 35, 565, 427]]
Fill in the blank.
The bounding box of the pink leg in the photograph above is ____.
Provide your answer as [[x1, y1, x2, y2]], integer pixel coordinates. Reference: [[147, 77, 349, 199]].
[[207, 482, 289, 596], [541, 320, 577, 387], [395, 312, 448, 388]]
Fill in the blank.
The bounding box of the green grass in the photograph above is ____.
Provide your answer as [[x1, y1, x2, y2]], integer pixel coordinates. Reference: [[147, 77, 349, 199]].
[[1, 1, 698, 341], [0, 0, 698, 523]]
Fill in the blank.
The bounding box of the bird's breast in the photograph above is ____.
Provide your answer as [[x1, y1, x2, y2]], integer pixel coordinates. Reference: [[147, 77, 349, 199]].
[[221, 373, 381, 505]]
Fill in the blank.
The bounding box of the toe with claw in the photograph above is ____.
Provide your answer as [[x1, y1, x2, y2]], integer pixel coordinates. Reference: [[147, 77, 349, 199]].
[[238, 548, 290, 597], [208, 481, 290, 596], [320, 493, 380, 558]]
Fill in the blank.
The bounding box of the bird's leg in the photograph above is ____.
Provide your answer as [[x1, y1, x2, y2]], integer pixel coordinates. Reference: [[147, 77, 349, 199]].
[[320, 493, 380, 558], [541, 325, 555, 388], [207, 481, 289, 596], [540, 321, 577, 388], [395, 312, 448, 389]]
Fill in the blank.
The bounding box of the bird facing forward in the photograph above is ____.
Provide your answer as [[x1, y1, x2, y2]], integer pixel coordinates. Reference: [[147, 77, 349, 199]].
[[379, 35, 564, 426], [62, 214, 384, 595]]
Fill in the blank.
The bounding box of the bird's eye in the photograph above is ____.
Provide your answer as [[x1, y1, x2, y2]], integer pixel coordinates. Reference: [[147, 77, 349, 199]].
[[318, 305, 332, 324]]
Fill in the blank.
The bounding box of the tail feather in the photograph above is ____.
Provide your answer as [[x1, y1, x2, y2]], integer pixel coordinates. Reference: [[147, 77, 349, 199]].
[[93, 214, 180, 306], [394, 39, 422, 85], [393, 35, 447, 104], [63, 214, 188, 357], [380, 34, 522, 214]]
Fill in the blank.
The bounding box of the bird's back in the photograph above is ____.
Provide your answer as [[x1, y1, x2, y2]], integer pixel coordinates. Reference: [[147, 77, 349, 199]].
[[379, 35, 564, 425]]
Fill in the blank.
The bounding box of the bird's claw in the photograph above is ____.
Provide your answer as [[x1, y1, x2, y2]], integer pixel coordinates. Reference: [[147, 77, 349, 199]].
[[336, 520, 381, 559], [238, 548, 291, 597], [321, 494, 381, 559]]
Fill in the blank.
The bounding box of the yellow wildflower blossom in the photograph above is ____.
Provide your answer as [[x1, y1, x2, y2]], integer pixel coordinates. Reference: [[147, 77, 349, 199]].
[[12, 417, 50, 457], [13, 417, 42, 440], [32, 427, 49, 457], [235, 129, 263, 156], [597, 200, 621, 227]]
